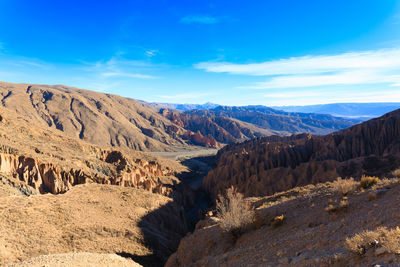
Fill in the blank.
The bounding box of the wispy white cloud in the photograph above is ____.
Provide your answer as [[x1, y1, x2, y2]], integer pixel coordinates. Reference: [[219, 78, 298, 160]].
[[82, 56, 159, 80], [196, 48, 400, 76], [101, 72, 157, 79], [245, 71, 400, 89], [18, 60, 51, 69], [196, 47, 400, 89], [181, 15, 219, 24], [3, 57, 52, 70], [145, 49, 159, 57]]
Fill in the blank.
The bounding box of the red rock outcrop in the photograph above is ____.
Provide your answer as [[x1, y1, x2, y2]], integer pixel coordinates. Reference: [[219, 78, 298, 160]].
[[160, 109, 274, 147], [0, 153, 90, 194], [204, 109, 400, 198], [0, 149, 181, 195]]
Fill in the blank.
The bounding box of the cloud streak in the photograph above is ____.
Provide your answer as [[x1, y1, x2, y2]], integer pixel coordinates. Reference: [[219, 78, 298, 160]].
[[196, 47, 400, 89], [181, 15, 219, 24], [82, 57, 159, 80], [101, 72, 157, 79]]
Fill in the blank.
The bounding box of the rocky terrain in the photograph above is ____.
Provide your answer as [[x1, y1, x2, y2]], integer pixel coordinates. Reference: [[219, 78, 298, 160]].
[[168, 177, 400, 266], [189, 105, 359, 135], [0, 81, 398, 267], [160, 108, 276, 146], [0, 82, 361, 150], [0, 183, 186, 266], [0, 103, 187, 196], [204, 109, 400, 198], [9, 253, 142, 267], [158, 105, 359, 147], [0, 91, 207, 266], [0, 81, 193, 151]]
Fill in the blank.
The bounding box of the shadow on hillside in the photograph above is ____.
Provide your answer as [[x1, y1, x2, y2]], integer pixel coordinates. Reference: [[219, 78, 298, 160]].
[[117, 252, 161, 267], [120, 155, 216, 267]]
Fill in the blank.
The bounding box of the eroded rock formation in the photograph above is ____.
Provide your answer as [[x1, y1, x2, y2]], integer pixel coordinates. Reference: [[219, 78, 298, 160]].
[[204, 109, 400, 198], [160, 109, 273, 147], [0, 150, 179, 195]]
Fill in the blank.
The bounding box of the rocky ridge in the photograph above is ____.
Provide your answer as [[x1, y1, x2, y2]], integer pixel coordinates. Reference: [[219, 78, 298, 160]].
[[0, 81, 192, 151], [204, 109, 400, 198], [160, 109, 275, 147], [188, 105, 359, 135], [158, 105, 359, 148]]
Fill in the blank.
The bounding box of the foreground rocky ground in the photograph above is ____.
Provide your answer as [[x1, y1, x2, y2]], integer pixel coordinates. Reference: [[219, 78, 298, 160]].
[[168, 177, 400, 266], [8, 253, 142, 267], [0, 183, 186, 266]]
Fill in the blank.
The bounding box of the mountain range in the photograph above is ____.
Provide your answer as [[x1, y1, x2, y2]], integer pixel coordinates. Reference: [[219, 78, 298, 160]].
[[273, 102, 400, 120], [0, 81, 360, 150], [149, 101, 400, 121]]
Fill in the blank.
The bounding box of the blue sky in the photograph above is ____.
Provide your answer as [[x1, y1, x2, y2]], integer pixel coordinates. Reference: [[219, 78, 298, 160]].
[[0, 0, 400, 106]]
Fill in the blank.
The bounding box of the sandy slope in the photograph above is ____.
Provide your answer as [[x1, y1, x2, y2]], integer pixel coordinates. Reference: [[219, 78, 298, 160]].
[[0, 183, 186, 266], [8, 253, 142, 267], [168, 178, 400, 266]]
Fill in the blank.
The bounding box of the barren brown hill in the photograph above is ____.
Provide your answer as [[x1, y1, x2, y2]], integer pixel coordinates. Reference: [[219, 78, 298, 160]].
[[204, 109, 400, 198], [168, 178, 400, 266], [160, 109, 277, 146], [188, 105, 359, 135], [0, 103, 186, 195], [0, 183, 186, 266], [0, 81, 192, 151], [0, 81, 359, 150], [158, 105, 359, 147]]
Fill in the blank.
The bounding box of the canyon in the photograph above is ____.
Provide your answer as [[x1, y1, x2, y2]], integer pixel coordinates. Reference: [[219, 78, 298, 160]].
[[204, 108, 400, 198], [0, 81, 399, 267]]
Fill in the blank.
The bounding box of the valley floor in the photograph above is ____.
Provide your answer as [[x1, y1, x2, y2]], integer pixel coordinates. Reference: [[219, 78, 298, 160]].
[[150, 147, 218, 161]]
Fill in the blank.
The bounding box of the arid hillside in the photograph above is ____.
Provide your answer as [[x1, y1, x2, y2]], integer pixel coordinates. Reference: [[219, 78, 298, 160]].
[[0, 102, 187, 196], [0, 84, 208, 267], [0, 82, 361, 150], [168, 177, 400, 266], [157, 105, 359, 147], [0, 183, 186, 266], [204, 109, 400, 198], [0, 81, 192, 151], [160, 109, 277, 145], [188, 105, 358, 135]]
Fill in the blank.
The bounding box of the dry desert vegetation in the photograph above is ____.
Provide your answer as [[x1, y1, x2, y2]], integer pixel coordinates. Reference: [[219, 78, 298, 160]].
[[167, 177, 400, 266]]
